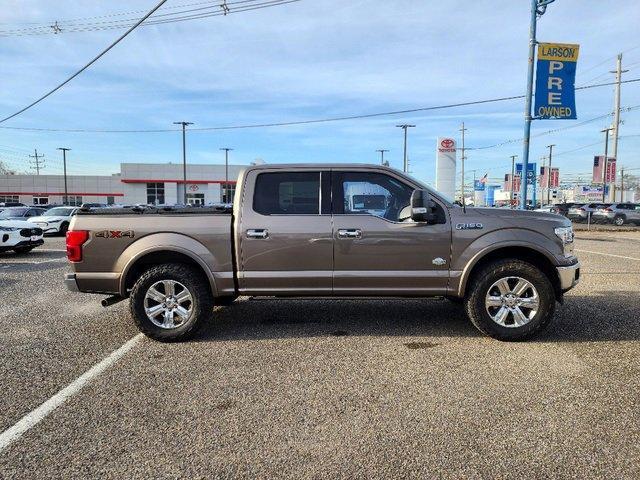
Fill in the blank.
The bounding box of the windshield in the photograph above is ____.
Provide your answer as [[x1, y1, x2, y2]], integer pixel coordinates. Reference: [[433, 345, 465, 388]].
[[0, 207, 27, 218], [44, 207, 75, 216]]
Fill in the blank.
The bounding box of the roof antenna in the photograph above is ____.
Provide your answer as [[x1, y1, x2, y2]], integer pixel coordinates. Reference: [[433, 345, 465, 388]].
[[459, 122, 467, 213]]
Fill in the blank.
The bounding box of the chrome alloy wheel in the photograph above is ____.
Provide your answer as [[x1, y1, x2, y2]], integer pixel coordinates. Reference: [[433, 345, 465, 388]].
[[144, 280, 193, 329], [485, 276, 539, 328]]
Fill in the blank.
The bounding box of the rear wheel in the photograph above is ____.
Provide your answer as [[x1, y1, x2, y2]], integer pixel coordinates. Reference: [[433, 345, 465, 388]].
[[613, 215, 626, 226], [59, 222, 69, 235], [464, 259, 555, 341], [129, 263, 213, 342]]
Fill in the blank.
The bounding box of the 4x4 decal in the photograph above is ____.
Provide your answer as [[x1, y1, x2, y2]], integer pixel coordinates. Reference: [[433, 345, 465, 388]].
[[95, 230, 135, 239]]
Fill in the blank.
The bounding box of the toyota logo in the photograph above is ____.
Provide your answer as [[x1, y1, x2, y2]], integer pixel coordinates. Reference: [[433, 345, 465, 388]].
[[441, 139, 454, 148]]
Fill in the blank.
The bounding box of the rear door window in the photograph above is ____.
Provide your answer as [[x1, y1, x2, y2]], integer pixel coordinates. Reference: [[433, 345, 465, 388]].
[[253, 172, 320, 215]]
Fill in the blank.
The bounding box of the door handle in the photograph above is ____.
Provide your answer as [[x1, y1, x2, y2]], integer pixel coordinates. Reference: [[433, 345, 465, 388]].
[[246, 229, 269, 239], [337, 229, 362, 239]]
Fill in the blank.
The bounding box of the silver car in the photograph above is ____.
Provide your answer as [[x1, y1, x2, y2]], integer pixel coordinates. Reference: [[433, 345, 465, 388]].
[[567, 203, 608, 223], [592, 203, 640, 225]]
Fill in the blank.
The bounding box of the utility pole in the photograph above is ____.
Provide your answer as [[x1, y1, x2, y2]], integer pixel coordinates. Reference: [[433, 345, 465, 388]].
[[219, 148, 233, 203], [610, 54, 628, 162], [29, 149, 45, 175], [396, 124, 415, 173], [376, 149, 389, 166], [510, 155, 518, 208], [57, 147, 71, 204], [546, 144, 555, 205], [459, 122, 467, 210], [520, 0, 555, 210], [620, 167, 625, 201], [173, 121, 193, 205], [601, 127, 612, 202]]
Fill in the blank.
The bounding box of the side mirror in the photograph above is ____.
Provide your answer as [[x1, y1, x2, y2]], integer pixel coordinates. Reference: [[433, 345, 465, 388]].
[[410, 189, 436, 223]]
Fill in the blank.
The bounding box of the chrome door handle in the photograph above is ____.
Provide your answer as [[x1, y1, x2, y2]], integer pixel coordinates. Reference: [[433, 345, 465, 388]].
[[337, 229, 362, 239], [246, 229, 269, 239]]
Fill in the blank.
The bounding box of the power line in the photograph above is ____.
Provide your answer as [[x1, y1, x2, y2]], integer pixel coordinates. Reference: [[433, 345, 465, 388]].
[[0, 0, 171, 124], [0, 0, 301, 37], [2, 77, 638, 133]]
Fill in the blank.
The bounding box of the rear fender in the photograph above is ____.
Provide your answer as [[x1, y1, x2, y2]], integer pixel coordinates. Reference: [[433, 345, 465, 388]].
[[116, 233, 219, 297]]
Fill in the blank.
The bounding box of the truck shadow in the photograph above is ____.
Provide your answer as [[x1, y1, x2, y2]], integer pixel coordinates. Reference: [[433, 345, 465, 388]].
[[194, 292, 640, 343]]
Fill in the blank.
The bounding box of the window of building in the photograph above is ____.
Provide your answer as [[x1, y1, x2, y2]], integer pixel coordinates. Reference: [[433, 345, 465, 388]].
[[253, 172, 320, 215], [333, 171, 413, 222], [146, 182, 165, 205], [106, 196, 115, 205], [186, 193, 205, 206], [220, 183, 236, 204], [32, 196, 49, 205], [0, 195, 19, 203], [67, 196, 83, 206]]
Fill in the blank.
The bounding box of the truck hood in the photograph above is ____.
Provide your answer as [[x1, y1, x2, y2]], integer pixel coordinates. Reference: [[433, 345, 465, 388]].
[[467, 207, 571, 227]]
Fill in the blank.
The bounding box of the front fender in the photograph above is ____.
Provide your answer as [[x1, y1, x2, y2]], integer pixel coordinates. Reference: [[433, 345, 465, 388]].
[[452, 228, 560, 297], [116, 232, 220, 297]]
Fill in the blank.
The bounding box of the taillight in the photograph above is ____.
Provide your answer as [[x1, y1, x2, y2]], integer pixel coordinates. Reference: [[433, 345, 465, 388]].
[[579, 208, 585, 211], [66, 230, 89, 262], [605, 208, 613, 212]]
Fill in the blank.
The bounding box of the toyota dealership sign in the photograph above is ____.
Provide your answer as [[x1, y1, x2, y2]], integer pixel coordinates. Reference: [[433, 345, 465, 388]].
[[436, 137, 456, 199]]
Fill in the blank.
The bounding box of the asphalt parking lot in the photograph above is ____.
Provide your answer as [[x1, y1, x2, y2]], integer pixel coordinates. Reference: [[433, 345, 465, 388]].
[[0, 233, 639, 478]]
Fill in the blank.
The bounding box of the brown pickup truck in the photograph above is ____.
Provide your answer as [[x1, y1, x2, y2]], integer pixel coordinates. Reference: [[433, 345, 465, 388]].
[[65, 164, 580, 342]]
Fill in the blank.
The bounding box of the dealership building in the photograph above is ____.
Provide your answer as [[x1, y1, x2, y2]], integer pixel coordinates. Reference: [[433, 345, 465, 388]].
[[0, 162, 243, 206]]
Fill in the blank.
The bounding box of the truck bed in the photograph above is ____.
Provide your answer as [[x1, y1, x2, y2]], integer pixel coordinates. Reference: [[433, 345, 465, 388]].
[[69, 206, 234, 296]]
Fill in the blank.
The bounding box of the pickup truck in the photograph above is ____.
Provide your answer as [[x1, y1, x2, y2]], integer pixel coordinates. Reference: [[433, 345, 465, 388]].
[[65, 164, 580, 342]]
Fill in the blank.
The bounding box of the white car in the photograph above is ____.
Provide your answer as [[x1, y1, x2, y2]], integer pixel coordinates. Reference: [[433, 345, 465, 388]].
[[28, 206, 78, 235], [0, 219, 44, 254]]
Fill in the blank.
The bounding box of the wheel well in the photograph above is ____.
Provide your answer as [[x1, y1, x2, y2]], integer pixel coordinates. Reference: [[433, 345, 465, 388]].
[[464, 246, 561, 300], [123, 250, 211, 295]]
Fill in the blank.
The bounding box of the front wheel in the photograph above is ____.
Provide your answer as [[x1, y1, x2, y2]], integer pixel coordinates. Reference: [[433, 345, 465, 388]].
[[13, 246, 34, 254], [129, 263, 213, 342], [613, 216, 625, 226], [464, 259, 556, 341]]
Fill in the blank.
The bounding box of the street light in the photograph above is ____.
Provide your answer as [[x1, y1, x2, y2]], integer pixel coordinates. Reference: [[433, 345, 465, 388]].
[[396, 124, 415, 173], [173, 121, 193, 205], [376, 149, 389, 166], [220, 148, 233, 203], [57, 147, 71, 205]]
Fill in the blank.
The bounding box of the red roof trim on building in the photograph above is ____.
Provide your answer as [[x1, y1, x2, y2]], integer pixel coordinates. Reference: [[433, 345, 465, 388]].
[[120, 179, 237, 184], [0, 192, 124, 196]]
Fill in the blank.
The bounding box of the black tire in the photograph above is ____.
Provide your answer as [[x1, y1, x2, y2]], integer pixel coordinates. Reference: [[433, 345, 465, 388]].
[[13, 246, 34, 254], [446, 296, 464, 305], [59, 222, 69, 235], [129, 263, 213, 342], [613, 215, 625, 226], [464, 259, 556, 341]]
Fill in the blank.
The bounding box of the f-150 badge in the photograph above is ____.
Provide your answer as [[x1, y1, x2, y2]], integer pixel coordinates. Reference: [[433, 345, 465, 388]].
[[455, 223, 483, 230]]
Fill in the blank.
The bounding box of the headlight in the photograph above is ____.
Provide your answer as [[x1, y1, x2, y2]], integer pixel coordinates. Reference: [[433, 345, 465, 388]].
[[554, 226, 574, 244], [0, 226, 20, 231]]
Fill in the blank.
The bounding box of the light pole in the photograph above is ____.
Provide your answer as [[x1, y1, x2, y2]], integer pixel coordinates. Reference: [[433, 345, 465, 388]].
[[510, 155, 518, 208], [520, 0, 555, 210], [396, 124, 415, 173], [57, 148, 71, 205], [601, 127, 612, 202], [220, 148, 233, 203], [546, 144, 555, 205], [173, 121, 193, 205], [459, 122, 467, 209], [376, 149, 389, 166]]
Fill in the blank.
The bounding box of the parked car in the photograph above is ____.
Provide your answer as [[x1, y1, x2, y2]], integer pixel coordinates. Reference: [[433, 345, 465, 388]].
[[27, 206, 78, 235], [592, 203, 640, 225], [65, 163, 580, 343], [567, 203, 608, 223], [534, 205, 560, 214], [0, 206, 47, 221], [0, 219, 44, 254], [80, 203, 106, 209], [553, 202, 580, 217], [0, 201, 26, 208]]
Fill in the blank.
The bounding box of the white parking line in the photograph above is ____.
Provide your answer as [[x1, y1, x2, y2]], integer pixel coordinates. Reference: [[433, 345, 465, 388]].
[[0, 334, 143, 453], [37, 249, 67, 253], [575, 249, 640, 261]]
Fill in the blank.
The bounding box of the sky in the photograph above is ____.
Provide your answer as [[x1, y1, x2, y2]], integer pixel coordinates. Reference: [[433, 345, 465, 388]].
[[0, 0, 639, 187]]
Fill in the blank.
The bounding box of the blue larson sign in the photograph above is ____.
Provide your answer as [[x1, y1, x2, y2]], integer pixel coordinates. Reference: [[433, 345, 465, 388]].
[[516, 162, 537, 185], [534, 42, 580, 119]]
